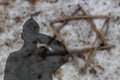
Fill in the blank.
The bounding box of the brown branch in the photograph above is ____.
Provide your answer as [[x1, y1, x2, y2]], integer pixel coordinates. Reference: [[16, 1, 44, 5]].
[[57, 6, 82, 31], [46, 45, 115, 56], [49, 15, 111, 24], [89, 17, 110, 56], [72, 45, 115, 54], [48, 6, 82, 57], [49, 5, 81, 41], [101, 16, 112, 56], [77, 4, 105, 44], [82, 17, 110, 73], [102, 17, 110, 41], [76, 4, 111, 73], [82, 18, 110, 73]]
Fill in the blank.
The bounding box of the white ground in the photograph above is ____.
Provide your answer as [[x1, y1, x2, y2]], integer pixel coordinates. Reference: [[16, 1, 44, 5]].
[[0, 0, 120, 80]]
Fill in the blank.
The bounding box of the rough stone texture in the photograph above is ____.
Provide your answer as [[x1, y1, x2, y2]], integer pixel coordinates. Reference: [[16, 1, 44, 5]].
[[0, 0, 120, 80]]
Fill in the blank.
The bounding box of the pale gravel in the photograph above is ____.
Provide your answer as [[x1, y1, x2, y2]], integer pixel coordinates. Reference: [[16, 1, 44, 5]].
[[0, 0, 120, 80]]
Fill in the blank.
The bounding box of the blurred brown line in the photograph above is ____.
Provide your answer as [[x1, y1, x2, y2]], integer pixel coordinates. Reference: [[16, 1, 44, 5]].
[[46, 45, 115, 56], [49, 15, 112, 24], [77, 4, 105, 43]]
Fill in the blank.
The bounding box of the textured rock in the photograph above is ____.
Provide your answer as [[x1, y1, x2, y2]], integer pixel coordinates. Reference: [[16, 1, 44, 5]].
[[0, 0, 120, 80]]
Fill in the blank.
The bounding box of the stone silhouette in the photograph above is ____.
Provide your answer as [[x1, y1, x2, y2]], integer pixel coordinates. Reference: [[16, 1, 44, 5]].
[[4, 18, 70, 80]]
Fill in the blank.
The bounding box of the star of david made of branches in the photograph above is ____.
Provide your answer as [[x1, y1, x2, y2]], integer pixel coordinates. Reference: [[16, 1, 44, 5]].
[[4, 4, 115, 80]]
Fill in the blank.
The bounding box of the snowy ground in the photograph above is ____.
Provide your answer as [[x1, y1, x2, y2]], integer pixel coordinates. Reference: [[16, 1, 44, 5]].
[[0, 0, 120, 80]]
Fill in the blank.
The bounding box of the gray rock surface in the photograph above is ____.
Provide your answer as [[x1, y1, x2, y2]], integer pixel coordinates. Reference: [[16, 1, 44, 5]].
[[0, 0, 120, 80]]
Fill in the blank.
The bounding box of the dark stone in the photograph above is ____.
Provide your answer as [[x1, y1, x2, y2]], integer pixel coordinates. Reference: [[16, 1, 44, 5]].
[[4, 18, 70, 80]]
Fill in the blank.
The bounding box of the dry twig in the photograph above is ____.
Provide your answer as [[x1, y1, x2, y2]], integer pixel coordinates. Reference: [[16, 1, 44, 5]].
[[82, 17, 110, 74], [89, 17, 110, 56], [48, 5, 113, 71], [77, 4, 105, 44], [48, 6, 82, 57], [49, 15, 111, 24], [46, 45, 115, 56], [72, 45, 114, 55], [76, 4, 112, 74]]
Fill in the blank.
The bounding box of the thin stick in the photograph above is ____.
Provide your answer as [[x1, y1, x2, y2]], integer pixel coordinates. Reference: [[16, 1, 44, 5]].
[[72, 45, 114, 54], [101, 17, 112, 55], [77, 4, 110, 73], [46, 45, 115, 55], [51, 6, 82, 31], [82, 17, 110, 74], [89, 18, 110, 61], [77, 5, 110, 60], [48, 6, 81, 57], [49, 15, 111, 24], [77, 4, 105, 44], [89, 17, 110, 56], [102, 18, 109, 41]]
